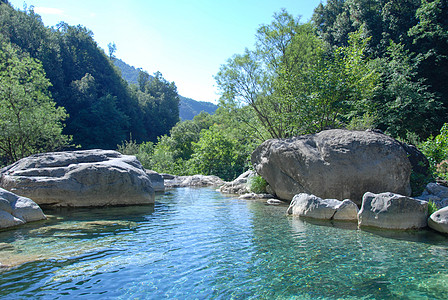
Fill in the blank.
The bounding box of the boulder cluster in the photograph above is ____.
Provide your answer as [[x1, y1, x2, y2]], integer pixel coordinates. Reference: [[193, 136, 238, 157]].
[[250, 129, 448, 235], [1, 129, 447, 236]]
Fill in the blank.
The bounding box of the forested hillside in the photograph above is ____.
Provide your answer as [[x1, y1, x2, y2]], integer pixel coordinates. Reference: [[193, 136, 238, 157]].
[[113, 58, 218, 120], [179, 96, 218, 120], [0, 2, 179, 164]]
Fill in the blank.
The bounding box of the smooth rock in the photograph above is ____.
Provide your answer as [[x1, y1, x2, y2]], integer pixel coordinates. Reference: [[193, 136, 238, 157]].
[[358, 192, 428, 230], [0, 150, 154, 207], [145, 170, 165, 192], [219, 170, 255, 194], [418, 182, 448, 209], [238, 193, 273, 200], [333, 199, 360, 221], [0, 188, 46, 229], [428, 206, 448, 234], [252, 129, 412, 205], [287, 193, 358, 221], [266, 199, 286, 205], [164, 175, 225, 188]]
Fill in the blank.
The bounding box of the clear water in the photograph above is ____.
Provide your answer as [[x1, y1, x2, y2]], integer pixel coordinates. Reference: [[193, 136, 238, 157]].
[[0, 187, 447, 299]]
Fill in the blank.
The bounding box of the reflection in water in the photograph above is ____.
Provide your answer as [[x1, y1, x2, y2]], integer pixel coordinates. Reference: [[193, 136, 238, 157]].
[[0, 187, 447, 299]]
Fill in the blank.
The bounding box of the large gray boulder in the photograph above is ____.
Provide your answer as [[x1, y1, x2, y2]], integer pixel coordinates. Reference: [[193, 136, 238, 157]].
[[287, 193, 358, 221], [0, 188, 46, 228], [251, 129, 412, 205], [428, 207, 448, 234], [358, 192, 428, 230], [0, 150, 154, 207]]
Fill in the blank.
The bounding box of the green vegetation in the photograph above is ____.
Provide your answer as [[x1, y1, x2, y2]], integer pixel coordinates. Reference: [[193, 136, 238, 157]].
[[420, 123, 448, 181], [0, 2, 178, 154], [428, 200, 438, 215], [249, 176, 268, 194], [0, 40, 70, 165], [2, 1, 448, 183]]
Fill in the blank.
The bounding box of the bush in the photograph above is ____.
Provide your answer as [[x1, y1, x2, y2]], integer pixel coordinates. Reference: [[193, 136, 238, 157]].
[[419, 123, 448, 180], [428, 200, 438, 215], [248, 175, 267, 194]]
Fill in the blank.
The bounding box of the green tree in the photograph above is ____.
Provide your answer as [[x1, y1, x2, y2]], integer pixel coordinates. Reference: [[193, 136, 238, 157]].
[[0, 41, 70, 164], [216, 12, 378, 139], [370, 42, 441, 139], [189, 124, 244, 181]]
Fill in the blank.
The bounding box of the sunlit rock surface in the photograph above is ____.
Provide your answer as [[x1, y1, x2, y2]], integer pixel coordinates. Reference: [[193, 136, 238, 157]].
[[252, 129, 413, 205], [164, 175, 224, 188], [358, 192, 428, 230], [0, 150, 154, 207], [287, 193, 358, 221], [0, 188, 46, 228], [428, 206, 448, 234]]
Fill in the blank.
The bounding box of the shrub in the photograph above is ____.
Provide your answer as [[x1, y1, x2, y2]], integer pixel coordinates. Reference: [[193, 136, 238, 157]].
[[428, 200, 438, 215], [419, 123, 448, 180], [248, 175, 267, 194]]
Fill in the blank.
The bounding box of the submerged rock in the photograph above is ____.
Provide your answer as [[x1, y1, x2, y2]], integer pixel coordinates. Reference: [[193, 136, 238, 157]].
[[0, 150, 154, 207], [252, 129, 412, 205], [0, 188, 46, 229], [358, 192, 428, 230], [428, 206, 448, 234], [287, 193, 358, 221]]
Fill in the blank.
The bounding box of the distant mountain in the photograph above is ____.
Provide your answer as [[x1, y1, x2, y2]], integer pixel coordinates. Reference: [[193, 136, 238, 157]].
[[113, 58, 144, 85], [179, 96, 218, 120], [113, 59, 218, 120]]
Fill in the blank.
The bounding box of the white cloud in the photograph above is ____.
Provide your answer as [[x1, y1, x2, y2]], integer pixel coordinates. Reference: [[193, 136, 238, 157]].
[[33, 7, 64, 16]]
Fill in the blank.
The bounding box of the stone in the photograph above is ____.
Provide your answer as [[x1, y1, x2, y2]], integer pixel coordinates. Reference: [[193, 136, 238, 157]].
[[0, 188, 46, 229], [333, 199, 360, 221], [418, 182, 448, 209], [428, 206, 448, 234], [238, 193, 273, 200], [358, 192, 428, 230], [287, 193, 358, 221], [219, 170, 255, 194], [145, 170, 165, 192], [266, 199, 286, 205], [0, 150, 154, 207], [251, 129, 412, 205], [164, 175, 225, 188]]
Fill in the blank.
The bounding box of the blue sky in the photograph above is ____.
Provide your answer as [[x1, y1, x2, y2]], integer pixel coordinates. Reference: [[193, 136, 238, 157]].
[[9, 0, 324, 103]]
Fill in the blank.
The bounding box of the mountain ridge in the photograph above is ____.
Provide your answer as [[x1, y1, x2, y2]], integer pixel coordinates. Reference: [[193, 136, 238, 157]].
[[113, 58, 218, 120]]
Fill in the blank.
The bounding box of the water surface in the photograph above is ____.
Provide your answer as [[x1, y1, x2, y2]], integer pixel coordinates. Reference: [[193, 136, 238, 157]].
[[0, 188, 447, 299]]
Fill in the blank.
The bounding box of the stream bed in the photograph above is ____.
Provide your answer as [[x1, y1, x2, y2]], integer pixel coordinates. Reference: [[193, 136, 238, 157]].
[[0, 187, 447, 299]]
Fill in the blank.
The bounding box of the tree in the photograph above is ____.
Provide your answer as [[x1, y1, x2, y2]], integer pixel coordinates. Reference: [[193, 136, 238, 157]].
[[0, 41, 70, 164], [216, 11, 379, 139], [189, 124, 244, 181], [107, 42, 116, 59], [408, 0, 448, 131]]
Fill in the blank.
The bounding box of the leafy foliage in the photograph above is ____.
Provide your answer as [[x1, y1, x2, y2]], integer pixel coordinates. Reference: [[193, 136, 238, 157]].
[[0, 4, 179, 150], [419, 123, 448, 180], [248, 175, 267, 194], [428, 200, 438, 215], [0, 40, 70, 165]]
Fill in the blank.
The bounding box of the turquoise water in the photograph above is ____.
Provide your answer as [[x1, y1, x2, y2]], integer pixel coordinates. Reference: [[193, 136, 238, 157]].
[[0, 187, 447, 299]]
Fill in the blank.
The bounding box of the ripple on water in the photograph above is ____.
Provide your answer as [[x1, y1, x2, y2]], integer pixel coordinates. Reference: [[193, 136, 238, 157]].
[[0, 187, 447, 299]]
